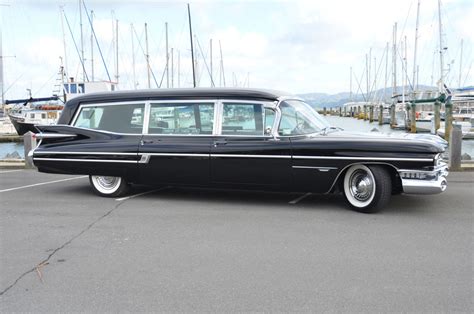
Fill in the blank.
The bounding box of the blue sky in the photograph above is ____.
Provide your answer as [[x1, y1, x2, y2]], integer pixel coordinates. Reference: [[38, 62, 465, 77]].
[[1, 0, 473, 100]]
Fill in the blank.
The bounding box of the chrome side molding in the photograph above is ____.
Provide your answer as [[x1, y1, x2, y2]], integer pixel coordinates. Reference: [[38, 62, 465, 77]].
[[33, 133, 78, 140]]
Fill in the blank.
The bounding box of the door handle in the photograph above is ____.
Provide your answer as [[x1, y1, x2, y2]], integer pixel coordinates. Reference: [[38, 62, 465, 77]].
[[213, 140, 227, 147], [140, 139, 155, 145]]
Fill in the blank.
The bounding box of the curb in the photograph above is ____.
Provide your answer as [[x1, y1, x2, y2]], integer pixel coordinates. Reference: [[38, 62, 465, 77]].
[[0, 159, 26, 169]]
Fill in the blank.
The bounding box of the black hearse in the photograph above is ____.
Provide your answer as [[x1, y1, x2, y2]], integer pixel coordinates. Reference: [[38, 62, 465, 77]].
[[30, 88, 448, 213]]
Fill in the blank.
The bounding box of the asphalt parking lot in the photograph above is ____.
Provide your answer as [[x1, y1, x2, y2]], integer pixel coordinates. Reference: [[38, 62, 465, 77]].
[[0, 170, 473, 312]]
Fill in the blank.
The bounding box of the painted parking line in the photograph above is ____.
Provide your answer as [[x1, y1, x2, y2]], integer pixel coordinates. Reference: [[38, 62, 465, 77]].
[[0, 169, 24, 174], [115, 187, 169, 201], [289, 192, 312, 204], [0, 176, 88, 193]]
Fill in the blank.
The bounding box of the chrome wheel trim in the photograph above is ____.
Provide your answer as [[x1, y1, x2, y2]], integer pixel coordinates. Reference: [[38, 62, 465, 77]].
[[91, 175, 122, 195], [344, 165, 376, 208]]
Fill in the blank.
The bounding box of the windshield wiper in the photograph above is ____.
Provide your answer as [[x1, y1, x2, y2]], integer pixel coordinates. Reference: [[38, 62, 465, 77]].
[[319, 126, 343, 135]]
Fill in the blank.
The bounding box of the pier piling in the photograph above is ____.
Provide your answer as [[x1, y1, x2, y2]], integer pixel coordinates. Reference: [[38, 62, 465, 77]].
[[449, 124, 462, 171], [444, 100, 453, 141], [369, 106, 374, 123], [390, 104, 396, 128], [405, 105, 411, 131], [410, 103, 417, 133], [434, 100, 441, 134], [378, 105, 383, 125], [24, 132, 37, 169]]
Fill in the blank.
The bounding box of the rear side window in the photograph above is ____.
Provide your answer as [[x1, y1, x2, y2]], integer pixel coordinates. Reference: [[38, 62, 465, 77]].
[[73, 103, 145, 134], [148, 103, 214, 135]]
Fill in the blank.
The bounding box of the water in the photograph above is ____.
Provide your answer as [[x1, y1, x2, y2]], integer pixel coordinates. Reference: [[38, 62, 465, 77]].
[[0, 116, 472, 159], [325, 116, 474, 158], [0, 142, 25, 159]]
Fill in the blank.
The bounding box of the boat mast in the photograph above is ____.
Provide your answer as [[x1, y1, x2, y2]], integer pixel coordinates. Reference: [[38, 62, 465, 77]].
[[392, 23, 397, 98], [60, 6, 68, 79], [210, 39, 214, 87], [412, 0, 420, 93], [373, 56, 377, 102], [145, 22, 151, 89], [0, 25, 3, 106], [171, 47, 174, 88], [178, 49, 181, 88], [219, 40, 225, 87], [368, 48, 371, 100], [384, 42, 389, 103], [194, 34, 199, 87], [431, 51, 435, 86], [458, 39, 463, 88], [165, 22, 169, 88], [350, 66, 352, 103], [438, 0, 444, 93], [416, 65, 419, 88], [366, 53, 369, 102], [115, 19, 119, 85], [79, 0, 85, 82], [131, 23, 136, 89], [187, 3, 196, 88], [402, 36, 407, 104], [90, 10, 94, 81]]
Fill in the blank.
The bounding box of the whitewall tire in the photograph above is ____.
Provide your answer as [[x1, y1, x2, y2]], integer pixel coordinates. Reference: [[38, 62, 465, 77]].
[[89, 175, 129, 197], [343, 165, 391, 213]]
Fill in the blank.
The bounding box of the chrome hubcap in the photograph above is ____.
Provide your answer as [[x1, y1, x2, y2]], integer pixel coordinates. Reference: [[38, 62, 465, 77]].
[[96, 176, 119, 190], [349, 170, 374, 202]]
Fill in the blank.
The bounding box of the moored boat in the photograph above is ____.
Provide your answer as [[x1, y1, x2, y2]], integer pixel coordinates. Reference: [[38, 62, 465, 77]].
[[6, 96, 63, 135]]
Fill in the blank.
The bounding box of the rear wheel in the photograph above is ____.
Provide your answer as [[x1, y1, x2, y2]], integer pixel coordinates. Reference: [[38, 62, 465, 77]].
[[89, 175, 129, 197], [343, 165, 391, 213]]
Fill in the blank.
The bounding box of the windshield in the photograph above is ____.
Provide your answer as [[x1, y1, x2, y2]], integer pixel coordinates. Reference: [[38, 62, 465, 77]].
[[278, 100, 330, 135]]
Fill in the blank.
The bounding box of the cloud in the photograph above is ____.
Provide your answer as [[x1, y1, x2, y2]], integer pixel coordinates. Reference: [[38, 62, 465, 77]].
[[2, 0, 473, 99]]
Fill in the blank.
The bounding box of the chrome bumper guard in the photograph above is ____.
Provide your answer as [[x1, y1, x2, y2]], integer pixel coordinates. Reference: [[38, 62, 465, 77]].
[[399, 163, 449, 195]]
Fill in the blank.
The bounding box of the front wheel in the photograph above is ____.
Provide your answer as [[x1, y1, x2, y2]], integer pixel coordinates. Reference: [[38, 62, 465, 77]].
[[89, 175, 129, 197], [343, 165, 391, 213]]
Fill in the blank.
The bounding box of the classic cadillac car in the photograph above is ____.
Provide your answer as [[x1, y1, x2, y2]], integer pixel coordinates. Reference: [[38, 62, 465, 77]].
[[30, 88, 448, 213]]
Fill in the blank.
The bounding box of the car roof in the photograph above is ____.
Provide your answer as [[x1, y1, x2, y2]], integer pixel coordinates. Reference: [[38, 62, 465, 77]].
[[58, 88, 295, 124]]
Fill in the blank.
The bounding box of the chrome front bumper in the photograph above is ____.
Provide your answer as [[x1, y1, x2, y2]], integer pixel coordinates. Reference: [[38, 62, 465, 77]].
[[399, 164, 449, 195]]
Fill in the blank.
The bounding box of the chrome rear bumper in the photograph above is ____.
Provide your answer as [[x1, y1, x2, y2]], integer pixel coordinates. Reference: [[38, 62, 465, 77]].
[[399, 164, 449, 195]]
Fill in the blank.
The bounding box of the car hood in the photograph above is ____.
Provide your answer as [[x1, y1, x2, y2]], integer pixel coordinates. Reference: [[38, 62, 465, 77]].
[[292, 130, 446, 154], [333, 130, 447, 148]]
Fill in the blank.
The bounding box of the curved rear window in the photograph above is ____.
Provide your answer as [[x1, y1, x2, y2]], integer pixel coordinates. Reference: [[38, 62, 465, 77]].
[[73, 103, 145, 134]]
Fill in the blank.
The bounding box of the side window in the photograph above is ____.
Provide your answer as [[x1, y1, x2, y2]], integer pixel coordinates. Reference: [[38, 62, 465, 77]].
[[148, 103, 214, 135], [131, 107, 144, 126], [264, 108, 275, 134], [73, 103, 145, 133], [198, 104, 214, 134], [221, 103, 264, 135]]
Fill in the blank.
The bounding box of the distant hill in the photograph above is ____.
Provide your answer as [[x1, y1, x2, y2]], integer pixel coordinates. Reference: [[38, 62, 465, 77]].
[[298, 85, 436, 109]]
